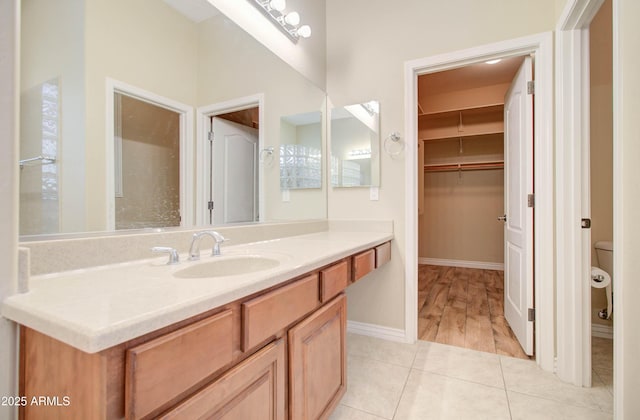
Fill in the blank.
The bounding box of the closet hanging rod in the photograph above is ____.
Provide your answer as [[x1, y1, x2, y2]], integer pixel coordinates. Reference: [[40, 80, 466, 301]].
[[424, 160, 504, 172]]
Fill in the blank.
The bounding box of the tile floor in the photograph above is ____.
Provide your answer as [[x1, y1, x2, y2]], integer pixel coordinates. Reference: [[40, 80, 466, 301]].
[[330, 334, 614, 420]]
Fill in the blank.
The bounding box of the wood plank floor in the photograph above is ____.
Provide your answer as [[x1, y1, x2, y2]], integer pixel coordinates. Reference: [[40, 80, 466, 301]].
[[418, 264, 532, 360]]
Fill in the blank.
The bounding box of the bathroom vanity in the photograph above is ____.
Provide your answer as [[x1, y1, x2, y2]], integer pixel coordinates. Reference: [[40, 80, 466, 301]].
[[4, 229, 392, 419]]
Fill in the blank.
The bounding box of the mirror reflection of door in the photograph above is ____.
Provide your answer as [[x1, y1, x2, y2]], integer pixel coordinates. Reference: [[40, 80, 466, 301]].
[[114, 93, 181, 229], [209, 109, 259, 225]]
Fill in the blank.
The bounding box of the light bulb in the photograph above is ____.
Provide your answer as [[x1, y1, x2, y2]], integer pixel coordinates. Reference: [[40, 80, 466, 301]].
[[296, 25, 311, 38], [284, 11, 300, 26], [269, 0, 286, 12]]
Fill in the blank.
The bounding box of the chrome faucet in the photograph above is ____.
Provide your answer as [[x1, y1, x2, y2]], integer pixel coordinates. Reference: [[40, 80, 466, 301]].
[[189, 231, 228, 260]]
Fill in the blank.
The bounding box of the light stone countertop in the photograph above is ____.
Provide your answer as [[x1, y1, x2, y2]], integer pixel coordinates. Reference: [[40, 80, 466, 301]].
[[2, 230, 393, 354]]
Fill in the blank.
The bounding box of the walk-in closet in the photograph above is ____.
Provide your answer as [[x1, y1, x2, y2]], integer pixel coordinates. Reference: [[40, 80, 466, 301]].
[[417, 56, 532, 359]]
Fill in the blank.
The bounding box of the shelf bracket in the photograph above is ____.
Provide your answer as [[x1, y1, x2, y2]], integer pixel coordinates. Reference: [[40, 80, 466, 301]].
[[457, 112, 464, 132]]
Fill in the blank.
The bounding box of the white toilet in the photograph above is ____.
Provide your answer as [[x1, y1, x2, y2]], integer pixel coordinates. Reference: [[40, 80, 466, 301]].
[[594, 240, 613, 319]]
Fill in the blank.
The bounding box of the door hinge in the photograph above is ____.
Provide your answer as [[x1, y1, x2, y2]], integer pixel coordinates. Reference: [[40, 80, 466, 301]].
[[528, 308, 535, 322], [527, 194, 535, 208], [208, 201, 214, 210], [581, 218, 591, 229], [208, 131, 214, 142], [527, 80, 535, 95]]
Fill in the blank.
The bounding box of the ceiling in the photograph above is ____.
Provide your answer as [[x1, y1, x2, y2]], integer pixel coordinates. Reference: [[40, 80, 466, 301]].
[[418, 56, 526, 96], [163, 0, 219, 23]]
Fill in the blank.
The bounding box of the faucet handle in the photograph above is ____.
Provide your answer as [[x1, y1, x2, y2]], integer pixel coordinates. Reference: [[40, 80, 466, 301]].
[[151, 246, 180, 265], [211, 234, 229, 256]]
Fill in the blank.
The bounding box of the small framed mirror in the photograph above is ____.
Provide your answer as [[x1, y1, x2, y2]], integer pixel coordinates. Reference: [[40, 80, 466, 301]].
[[279, 111, 323, 190], [330, 100, 380, 187]]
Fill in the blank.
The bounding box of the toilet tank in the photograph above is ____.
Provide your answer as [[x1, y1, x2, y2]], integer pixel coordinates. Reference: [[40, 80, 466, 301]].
[[595, 240, 613, 277]]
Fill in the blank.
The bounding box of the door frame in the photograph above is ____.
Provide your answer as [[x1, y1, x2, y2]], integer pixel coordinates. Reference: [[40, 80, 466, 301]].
[[105, 78, 194, 230], [555, 0, 606, 387], [195, 94, 265, 226], [404, 32, 555, 372]]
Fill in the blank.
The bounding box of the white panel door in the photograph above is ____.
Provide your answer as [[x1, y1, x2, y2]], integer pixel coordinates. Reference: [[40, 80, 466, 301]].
[[503, 56, 534, 356], [211, 117, 258, 224]]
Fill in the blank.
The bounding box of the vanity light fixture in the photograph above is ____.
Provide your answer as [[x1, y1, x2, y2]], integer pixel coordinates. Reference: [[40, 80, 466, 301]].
[[348, 148, 372, 160], [250, 0, 312, 43]]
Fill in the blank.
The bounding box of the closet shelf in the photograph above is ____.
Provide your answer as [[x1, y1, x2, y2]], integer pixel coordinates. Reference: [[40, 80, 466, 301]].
[[420, 130, 504, 142], [418, 103, 504, 119], [424, 160, 504, 172]]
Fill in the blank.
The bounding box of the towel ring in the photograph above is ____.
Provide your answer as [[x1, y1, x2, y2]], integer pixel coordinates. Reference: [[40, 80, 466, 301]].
[[259, 147, 275, 166], [384, 132, 404, 158]]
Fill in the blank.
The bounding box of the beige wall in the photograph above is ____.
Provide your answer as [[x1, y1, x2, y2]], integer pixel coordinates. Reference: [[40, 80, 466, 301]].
[[589, 0, 613, 328], [555, 0, 571, 21], [327, 0, 556, 330], [207, 0, 326, 90], [615, 0, 640, 416], [420, 137, 504, 264], [0, 1, 19, 418]]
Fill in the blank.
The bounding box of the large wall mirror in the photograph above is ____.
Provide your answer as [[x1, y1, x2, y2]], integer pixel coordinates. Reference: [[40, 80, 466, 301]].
[[18, 0, 327, 238], [330, 101, 381, 187]]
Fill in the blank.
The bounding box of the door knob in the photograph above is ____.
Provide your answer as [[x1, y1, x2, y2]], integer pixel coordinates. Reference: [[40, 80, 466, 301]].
[[497, 214, 507, 222]]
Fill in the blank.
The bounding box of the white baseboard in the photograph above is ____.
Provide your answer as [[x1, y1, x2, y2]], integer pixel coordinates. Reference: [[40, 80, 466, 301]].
[[419, 257, 504, 271], [592, 323, 613, 339], [347, 320, 407, 343]]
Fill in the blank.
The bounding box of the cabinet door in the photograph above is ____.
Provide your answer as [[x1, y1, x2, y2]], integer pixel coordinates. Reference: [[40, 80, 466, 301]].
[[160, 339, 285, 420], [289, 294, 346, 420]]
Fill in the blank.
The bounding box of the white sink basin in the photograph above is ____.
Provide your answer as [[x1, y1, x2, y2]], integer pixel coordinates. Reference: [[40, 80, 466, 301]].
[[173, 256, 281, 279]]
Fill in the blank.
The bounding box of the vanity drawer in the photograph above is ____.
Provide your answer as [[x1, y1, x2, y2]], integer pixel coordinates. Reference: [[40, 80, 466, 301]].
[[320, 260, 349, 302], [242, 274, 320, 352], [352, 249, 375, 282], [159, 339, 285, 420], [125, 309, 234, 420], [375, 242, 391, 268]]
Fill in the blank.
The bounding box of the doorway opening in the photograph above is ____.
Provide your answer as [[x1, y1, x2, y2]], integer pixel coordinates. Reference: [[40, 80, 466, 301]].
[[208, 108, 259, 225], [113, 93, 181, 230], [588, 0, 614, 391], [404, 32, 555, 372], [196, 94, 265, 226], [105, 78, 194, 231], [417, 56, 533, 359]]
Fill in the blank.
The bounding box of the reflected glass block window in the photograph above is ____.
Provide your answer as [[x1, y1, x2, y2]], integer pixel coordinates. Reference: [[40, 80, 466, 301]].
[[41, 80, 59, 201], [279, 144, 322, 189]]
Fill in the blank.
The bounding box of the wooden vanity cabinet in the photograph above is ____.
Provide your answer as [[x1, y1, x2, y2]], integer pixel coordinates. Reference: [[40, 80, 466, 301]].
[[352, 249, 376, 282], [242, 274, 320, 352], [289, 294, 346, 420], [351, 241, 391, 283], [125, 310, 235, 419], [319, 260, 349, 302], [19, 242, 391, 420], [375, 242, 391, 268], [159, 338, 286, 420]]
